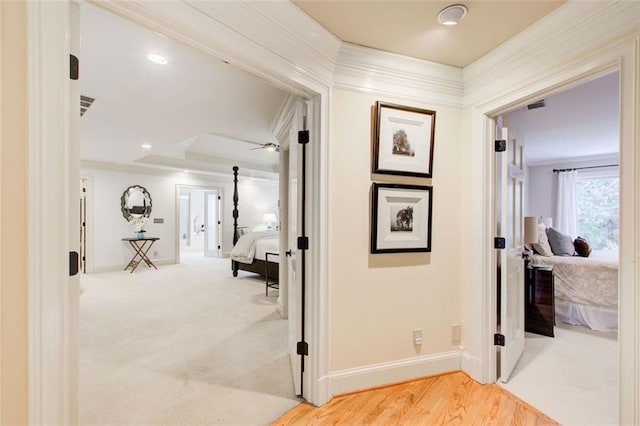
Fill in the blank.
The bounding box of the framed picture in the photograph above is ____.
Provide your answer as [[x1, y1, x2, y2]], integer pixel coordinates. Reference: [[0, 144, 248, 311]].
[[371, 182, 433, 253], [373, 101, 436, 178]]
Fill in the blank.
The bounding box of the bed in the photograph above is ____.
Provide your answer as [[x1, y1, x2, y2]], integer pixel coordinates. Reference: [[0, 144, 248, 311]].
[[532, 250, 618, 331], [229, 166, 280, 283]]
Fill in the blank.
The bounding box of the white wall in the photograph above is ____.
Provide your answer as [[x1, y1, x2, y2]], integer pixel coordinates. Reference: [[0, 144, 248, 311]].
[[527, 155, 619, 219], [81, 166, 278, 271], [329, 89, 464, 376]]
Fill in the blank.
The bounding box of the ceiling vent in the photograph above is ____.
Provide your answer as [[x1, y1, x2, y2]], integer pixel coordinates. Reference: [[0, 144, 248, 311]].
[[80, 95, 96, 116], [527, 99, 546, 110]]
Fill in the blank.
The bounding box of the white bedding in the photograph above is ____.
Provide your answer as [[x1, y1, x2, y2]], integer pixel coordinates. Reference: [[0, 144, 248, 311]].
[[532, 250, 618, 331], [230, 231, 279, 264]]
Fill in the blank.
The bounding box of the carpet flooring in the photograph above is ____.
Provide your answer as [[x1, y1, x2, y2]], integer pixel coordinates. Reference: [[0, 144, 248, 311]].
[[79, 256, 299, 425], [500, 323, 618, 425]]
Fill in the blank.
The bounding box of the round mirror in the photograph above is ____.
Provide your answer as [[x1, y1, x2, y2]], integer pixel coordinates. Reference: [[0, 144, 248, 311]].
[[121, 185, 152, 221]]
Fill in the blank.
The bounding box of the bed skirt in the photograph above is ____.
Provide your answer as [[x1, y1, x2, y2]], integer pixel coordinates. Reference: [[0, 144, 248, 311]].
[[555, 299, 617, 332]]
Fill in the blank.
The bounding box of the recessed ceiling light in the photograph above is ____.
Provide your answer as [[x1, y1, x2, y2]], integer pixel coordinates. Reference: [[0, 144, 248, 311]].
[[437, 4, 467, 26], [183, 170, 190, 173], [147, 53, 168, 65], [141, 143, 152, 150]]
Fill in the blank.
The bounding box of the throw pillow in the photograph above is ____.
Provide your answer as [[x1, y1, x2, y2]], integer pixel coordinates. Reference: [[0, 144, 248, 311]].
[[546, 227, 575, 256], [532, 223, 554, 257], [574, 236, 592, 257]]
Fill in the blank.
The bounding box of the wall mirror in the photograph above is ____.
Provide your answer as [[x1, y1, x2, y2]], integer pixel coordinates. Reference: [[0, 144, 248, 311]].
[[121, 185, 152, 221]]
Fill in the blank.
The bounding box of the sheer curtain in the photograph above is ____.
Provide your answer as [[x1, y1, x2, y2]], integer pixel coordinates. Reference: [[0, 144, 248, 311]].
[[556, 170, 578, 237]]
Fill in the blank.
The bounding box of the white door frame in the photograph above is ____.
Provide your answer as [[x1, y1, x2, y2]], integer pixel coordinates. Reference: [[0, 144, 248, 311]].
[[79, 176, 94, 274], [174, 184, 224, 263], [469, 42, 639, 423], [27, 1, 331, 422]]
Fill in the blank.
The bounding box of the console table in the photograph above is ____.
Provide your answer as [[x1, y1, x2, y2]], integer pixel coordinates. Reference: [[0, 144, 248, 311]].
[[122, 237, 159, 273], [525, 262, 555, 337]]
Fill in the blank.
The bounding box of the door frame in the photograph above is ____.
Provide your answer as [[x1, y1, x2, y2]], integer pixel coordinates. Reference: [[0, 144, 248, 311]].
[[27, 1, 331, 422], [174, 184, 224, 262], [471, 44, 638, 423], [79, 176, 94, 274]]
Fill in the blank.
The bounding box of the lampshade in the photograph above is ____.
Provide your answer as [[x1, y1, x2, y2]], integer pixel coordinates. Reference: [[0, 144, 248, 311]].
[[524, 216, 539, 244], [263, 213, 277, 223]]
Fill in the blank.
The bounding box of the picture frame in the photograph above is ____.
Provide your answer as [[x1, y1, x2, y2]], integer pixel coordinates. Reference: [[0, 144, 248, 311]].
[[371, 182, 433, 253], [373, 101, 436, 178]]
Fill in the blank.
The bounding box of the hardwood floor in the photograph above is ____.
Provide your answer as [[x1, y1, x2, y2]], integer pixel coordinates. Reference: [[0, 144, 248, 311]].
[[272, 371, 558, 425]]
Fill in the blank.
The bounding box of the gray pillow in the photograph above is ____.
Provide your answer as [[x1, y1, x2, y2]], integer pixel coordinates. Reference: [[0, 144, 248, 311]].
[[546, 227, 575, 256], [532, 223, 553, 257]]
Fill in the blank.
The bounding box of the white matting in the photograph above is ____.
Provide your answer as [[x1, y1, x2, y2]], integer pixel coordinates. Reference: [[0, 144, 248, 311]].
[[79, 256, 299, 425], [500, 323, 618, 425]]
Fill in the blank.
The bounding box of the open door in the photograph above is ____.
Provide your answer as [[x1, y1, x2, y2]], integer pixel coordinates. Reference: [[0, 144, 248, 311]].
[[285, 101, 305, 397], [496, 118, 526, 383], [204, 190, 221, 257]]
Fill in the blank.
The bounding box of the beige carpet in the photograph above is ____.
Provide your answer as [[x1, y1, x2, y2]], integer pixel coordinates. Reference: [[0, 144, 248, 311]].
[[500, 323, 618, 425], [79, 256, 299, 425]]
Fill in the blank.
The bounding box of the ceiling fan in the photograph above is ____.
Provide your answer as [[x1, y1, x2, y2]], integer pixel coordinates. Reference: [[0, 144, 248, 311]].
[[208, 132, 280, 152]]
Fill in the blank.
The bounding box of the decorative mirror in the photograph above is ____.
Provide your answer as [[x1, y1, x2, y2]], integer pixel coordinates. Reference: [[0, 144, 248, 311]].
[[121, 185, 152, 222]]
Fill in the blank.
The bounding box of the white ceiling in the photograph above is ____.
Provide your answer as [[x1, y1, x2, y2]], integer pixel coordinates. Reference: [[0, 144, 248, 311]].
[[80, 3, 287, 177], [506, 72, 619, 165], [292, 0, 564, 67]]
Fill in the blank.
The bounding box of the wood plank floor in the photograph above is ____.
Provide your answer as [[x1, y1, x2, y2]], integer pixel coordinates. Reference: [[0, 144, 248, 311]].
[[272, 371, 558, 425]]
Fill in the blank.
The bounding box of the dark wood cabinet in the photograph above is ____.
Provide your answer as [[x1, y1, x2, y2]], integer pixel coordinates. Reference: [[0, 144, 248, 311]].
[[524, 262, 555, 337]]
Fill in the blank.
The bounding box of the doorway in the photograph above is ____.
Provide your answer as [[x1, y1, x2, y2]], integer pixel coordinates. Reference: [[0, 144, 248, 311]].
[[176, 185, 223, 262], [491, 72, 621, 423]]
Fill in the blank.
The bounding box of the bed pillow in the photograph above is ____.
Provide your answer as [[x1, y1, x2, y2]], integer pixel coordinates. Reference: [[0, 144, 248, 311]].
[[546, 227, 575, 256], [574, 236, 592, 257], [532, 224, 554, 257]]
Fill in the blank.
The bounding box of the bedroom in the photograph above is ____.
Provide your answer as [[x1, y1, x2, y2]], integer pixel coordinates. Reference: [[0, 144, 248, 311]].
[[78, 3, 302, 423], [499, 71, 619, 423]]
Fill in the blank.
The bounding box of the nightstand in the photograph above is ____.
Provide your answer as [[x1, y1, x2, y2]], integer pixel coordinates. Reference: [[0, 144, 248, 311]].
[[524, 262, 555, 337]]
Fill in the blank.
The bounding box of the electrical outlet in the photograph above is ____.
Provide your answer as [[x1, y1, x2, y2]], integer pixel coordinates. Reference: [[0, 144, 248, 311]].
[[413, 329, 423, 345], [451, 324, 461, 346]]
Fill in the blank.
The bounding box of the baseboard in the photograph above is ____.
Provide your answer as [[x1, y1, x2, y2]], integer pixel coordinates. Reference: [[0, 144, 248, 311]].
[[461, 350, 486, 384], [329, 350, 461, 396], [91, 257, 176, 274]]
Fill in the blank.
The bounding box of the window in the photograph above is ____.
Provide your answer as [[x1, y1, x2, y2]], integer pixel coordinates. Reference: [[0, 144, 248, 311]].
[[576, 172, 619, 251]]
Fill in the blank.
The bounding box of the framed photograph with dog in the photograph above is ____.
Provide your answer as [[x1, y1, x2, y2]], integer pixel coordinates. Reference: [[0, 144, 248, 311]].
[[372, 101, 436, 178], [371, 182, 433, 253]]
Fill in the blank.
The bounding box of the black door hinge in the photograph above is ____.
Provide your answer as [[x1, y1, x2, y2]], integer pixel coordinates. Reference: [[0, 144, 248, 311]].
[[296, 341, 308, 356], [298, 130, 310, 145], [495, 139, 506, 152], [297, 236, 309, 250], [494, 333, 505, 346], [70, 55, 79, 80], [494, 237, 506, 249], [69, 251, 79, 276], [218, 245, 221, 250]]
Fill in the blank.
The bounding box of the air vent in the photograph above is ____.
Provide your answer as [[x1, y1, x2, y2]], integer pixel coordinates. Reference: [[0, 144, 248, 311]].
[[527, 99, 545, 110], [80, 95, 95, 117]]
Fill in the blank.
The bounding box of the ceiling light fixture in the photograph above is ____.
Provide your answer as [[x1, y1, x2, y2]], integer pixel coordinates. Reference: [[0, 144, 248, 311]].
[[141, 143, 152, 150], [437, 4, 467, 26], [147, 53, 168, 65]]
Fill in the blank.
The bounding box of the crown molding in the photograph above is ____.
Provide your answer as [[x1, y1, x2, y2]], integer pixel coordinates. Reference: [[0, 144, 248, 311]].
[[334, 43, 464, 108], [463, 1, 640, 108]]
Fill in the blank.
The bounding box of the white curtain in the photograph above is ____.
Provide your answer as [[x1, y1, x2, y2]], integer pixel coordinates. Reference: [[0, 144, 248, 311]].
[[556, 170, 578, 237]]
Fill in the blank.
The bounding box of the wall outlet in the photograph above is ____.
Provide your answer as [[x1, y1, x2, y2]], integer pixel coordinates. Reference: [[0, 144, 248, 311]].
[[413, 329, 423, 345], [451, 324, 461, 346]]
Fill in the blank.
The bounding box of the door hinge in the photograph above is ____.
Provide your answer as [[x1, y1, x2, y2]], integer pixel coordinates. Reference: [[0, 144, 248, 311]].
[[494, 333, 505, 346], [69, 54, 79, 80], [218, 196, 221, 200], [218, 245, 221, 250], [296, 341, 308, 356], [494, 237, 506, 249], [495, 139, 506, 152], [218, 221, 221, 225], [69, 251, 79, 276], [298, 130, 309, 145], [297, 236, 309, 250]]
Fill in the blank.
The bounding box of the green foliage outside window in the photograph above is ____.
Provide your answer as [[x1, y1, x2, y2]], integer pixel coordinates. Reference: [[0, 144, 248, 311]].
[[576, 177, 619, 250]]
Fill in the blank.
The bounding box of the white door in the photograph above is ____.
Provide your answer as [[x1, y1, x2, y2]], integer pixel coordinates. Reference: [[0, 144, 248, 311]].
[[496, 119, 526, 383], [286, 101, 305, 396], [204, 190, 220, 257]]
